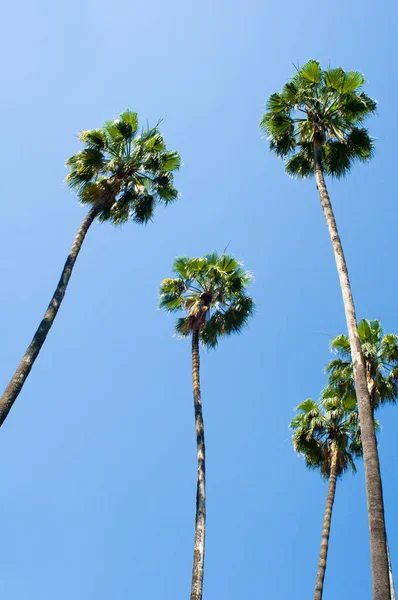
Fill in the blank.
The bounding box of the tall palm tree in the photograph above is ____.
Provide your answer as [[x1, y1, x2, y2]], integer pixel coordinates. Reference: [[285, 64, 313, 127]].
[[290, 396, 363, 600], [260, 60, 389, 600], [325, 319, 398, 599], [0, 110, 180, 426], [159, 253, 254, 600]]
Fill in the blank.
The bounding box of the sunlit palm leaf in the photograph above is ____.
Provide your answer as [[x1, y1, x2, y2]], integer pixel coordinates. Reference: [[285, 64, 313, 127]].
[[65, 111, 181, 225], [160, 253, 254, 348], [261, 61, 376, 179]]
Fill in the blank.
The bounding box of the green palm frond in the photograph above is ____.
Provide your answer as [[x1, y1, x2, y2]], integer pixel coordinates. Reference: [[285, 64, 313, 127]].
[[290, 393, 362, 480], [65, 111, 181, 225], [330, 333, 351, 356], [160, 253, 254, 348], [299, 59, 322, 84], [326, 319, 398, 411], [285, 144, 314, 178], [261, 61, 376, 180]]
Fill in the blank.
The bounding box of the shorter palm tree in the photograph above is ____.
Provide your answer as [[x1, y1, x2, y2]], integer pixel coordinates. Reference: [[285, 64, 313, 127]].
[[290, 396, 363, 600], [325, 319, 398, 415], [160, 253, 254, 600], [0, 110, 180, 426]]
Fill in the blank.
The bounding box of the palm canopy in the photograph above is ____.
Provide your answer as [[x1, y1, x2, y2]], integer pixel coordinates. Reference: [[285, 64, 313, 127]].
[[66, 110, 181, 225], [290, 396, 363, 479], [260, 60, 376, 178], [159, 253, 254, 348], [324, 319, 398, 412]]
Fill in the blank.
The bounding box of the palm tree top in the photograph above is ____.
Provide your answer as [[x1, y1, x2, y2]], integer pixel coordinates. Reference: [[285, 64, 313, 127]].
[[290, 396, 363, 479], [66, 110, 181, 225], [260, 59, 376, 179], [159, 252, 254, 348], [324, 319, 398, 411]]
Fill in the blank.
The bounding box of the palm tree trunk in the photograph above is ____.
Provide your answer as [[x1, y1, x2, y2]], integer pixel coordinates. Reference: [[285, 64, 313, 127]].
[[0, 203, 102, 426], [388, 542, 396, 600], [366, 375, 395, 600], [190, 327, 206, 600], [314, 135, 390, 600], [314, 446, 338, 600]]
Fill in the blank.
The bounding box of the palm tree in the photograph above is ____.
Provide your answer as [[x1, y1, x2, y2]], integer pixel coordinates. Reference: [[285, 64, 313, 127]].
[[159, 253, 254, 600], [0, 110, 180, 426], [325, 319, 398, 416], [325, 319, 398, 599], [290, 396, 363, 600], [260, 60, 389, 600]]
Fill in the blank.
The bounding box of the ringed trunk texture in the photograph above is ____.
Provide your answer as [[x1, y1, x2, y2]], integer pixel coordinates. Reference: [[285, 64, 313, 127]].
[[314, 446, 338, 600], [190, 327, 206, 600], [314, 136, 390, 600], [0, 203, 102, 426], [366, 372, 395, 600]]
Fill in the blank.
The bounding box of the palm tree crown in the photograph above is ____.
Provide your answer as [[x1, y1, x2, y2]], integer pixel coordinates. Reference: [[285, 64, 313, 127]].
[[325, 319, 398, 412], [66, 110, 181, 224], [159, 253, 254, 347], [260, 60, 376, 178], [290, 396, 362, 479]]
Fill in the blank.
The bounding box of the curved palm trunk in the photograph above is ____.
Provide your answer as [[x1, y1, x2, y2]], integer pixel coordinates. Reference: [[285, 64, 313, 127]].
[[0, 203, 102, 426], [314, 136, 390, 600], [314, 446, 338, 600], [190, 327, 206, 600]]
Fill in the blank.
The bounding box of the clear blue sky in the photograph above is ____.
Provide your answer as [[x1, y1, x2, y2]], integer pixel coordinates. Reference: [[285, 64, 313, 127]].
[[0, 0, 396, 598]]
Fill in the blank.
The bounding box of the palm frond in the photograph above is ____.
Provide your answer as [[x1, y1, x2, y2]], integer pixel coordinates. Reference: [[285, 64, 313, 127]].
[[65, 111, 180, 223], [326, 320, 398, 412], [291, 391, 361, 480], [160, 253, 254, 346], [261, 61, 376, 180], [285, 150, 314, 179]]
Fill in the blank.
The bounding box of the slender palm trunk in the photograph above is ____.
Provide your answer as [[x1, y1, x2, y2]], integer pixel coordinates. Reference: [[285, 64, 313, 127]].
[[387, 543, 396, 600], [314, 446, 338, 600], [314, 136, 390, 600], [0, 203, 102, 426], [190, 327, 206, 600]]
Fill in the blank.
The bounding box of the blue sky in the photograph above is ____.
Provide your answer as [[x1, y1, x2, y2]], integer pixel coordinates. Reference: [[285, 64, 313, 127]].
[[0, 0, 396, 598]]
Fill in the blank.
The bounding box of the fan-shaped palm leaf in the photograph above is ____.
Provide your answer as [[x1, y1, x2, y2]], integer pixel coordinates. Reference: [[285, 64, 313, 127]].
[[290, 392, 365, 600], [160, 252, 254, 348], [325, 319, 398, 411]]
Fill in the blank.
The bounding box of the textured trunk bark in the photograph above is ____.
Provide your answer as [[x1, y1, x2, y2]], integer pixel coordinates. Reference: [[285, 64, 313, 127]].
[[314, 136, 390, 600], [366, 374, 395, 600], [314, 446, 338, 600], [190, 327, 206, 600], [0, 203, 102, 426], [387, 543, 396, 600]]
